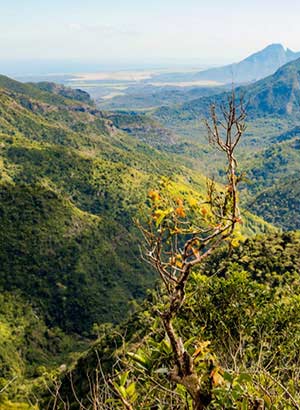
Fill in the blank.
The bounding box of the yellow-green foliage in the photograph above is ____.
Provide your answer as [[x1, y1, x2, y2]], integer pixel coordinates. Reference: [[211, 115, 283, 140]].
[[0, 402, 36, 410]]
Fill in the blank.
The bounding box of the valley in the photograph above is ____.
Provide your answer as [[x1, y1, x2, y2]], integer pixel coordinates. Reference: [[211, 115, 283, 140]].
[[1, 40, 300, 409]]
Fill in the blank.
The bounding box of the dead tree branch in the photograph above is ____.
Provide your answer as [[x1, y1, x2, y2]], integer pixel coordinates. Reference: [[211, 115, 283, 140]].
[[137, 92, 246, 410]]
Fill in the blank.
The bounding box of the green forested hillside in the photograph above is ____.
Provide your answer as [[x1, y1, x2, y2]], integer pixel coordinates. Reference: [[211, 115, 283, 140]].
[[0, 291, 86, 406], [247, 173, 300, 230], [0, 183, 153, 333], [0, 78, 247, 320], [240, 136, 300, 229], [0, 76, 212, 406], [0, 74, 271, 336], [0, 83, 162, 333]]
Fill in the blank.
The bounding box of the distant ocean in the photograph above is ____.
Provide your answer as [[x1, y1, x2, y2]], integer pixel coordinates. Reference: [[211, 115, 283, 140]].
[[0, 59, 214, 80]]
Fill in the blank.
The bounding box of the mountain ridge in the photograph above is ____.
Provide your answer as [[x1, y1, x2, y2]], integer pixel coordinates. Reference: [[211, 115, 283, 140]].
[[150, 43, 300, 85], [194, 43, 300, 83]]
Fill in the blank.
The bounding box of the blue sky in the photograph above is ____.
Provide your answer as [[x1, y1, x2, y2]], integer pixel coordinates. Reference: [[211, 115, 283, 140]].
[[1, 0, 300, 70]]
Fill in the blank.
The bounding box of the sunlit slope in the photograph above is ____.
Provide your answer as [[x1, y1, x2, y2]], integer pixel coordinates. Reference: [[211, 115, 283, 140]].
[[0, 76, 273, 335]]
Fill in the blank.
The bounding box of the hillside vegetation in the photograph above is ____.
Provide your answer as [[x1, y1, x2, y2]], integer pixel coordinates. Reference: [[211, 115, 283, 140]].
[[0, 71, 298, 409], [0, 73, 271, 331]]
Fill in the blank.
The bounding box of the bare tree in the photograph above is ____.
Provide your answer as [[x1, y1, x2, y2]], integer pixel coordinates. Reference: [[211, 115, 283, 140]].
[[137, 93, 246, 410]]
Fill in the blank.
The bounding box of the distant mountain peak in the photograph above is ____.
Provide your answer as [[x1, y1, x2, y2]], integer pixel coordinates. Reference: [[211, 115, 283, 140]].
[[191, 43, 300, 84], [264, 43, 284, 50]]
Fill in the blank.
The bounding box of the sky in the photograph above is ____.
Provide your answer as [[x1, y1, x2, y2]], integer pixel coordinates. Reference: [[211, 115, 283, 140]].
[[1, 0, 300, 73]]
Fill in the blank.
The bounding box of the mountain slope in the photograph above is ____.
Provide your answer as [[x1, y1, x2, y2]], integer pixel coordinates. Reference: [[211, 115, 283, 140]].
[[242, 136, 300, 230], [0, 73, 274, 329], [0, 291, 86, 405], [1, 74, 253, 336], [248, 173, 300, 230], [0, 77, 175, 334]]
